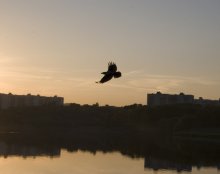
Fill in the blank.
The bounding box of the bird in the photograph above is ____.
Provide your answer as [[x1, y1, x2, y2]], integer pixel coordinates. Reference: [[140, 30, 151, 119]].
[[96, 62, 122, 83]]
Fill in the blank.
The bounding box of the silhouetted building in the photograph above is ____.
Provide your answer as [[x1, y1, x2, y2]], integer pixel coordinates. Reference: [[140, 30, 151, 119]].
[[0, 93, 64, 109], [147, 92, 220, 106], [147, 92, 194, 106]]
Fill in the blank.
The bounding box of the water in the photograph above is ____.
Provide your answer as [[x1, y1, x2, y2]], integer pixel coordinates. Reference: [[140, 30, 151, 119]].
[[0, 149, 219, 174], [0, 131, 219, 174]]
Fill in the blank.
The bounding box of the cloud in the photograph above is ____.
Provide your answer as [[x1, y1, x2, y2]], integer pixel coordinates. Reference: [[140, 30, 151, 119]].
[[108, 70, 219, 94]]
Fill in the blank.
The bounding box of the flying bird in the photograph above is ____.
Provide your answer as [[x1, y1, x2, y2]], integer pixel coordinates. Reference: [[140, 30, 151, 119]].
[[96, 62, 122, 83]]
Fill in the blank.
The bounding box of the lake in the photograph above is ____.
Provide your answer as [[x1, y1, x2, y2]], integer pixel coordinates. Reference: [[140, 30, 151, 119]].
[[0, 128, 219, 174], [0, 149, 219, 174], [0, 105, 220, 173]]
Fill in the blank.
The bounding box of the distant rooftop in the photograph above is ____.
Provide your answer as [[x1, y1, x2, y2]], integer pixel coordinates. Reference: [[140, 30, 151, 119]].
[[0, 92, 64, 109], [147, 92, 220, 106]]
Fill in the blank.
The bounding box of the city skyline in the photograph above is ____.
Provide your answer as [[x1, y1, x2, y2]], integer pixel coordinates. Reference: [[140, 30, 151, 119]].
[[1, 0, 220, 106]]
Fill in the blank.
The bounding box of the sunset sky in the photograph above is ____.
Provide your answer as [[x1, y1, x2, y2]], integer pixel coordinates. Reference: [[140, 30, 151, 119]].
[[1, 0, 220, 106]]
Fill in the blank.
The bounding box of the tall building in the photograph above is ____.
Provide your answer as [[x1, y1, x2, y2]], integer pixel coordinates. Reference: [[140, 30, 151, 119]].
[[147, 92, 194, 106], [0, 93, 64, 109]]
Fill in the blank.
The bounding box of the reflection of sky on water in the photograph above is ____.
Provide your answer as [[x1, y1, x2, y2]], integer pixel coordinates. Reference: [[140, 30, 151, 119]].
[[0, 150, 146, 174], [0, 144, 219, 174], [0, 137, 220, 174]]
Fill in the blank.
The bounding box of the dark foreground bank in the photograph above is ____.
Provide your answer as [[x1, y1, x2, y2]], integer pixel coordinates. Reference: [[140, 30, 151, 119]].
[[0, 104, 219, 140], [0, 104, 220, 171]]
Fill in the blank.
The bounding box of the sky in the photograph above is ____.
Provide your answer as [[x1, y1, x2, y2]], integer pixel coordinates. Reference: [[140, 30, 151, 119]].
[[0, 0, 220, 106]]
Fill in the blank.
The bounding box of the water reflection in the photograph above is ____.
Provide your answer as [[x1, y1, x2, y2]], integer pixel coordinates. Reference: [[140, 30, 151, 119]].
[[144, 157, 220, 173], [0, 142, 60, 158], [0, 133, 219, 173], [145, 157, 192, 172]]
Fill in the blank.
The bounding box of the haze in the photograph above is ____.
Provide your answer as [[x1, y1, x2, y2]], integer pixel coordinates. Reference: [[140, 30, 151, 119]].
[[1, 0, 220, 106]]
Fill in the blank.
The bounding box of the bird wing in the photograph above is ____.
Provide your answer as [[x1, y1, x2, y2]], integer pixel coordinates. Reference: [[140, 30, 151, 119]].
[[108, 62, 117, 72], [99, 74, 113, 83]]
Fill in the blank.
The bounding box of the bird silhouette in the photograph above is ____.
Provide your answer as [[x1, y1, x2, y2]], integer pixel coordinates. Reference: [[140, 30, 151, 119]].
[[96, 62, 122, 83]]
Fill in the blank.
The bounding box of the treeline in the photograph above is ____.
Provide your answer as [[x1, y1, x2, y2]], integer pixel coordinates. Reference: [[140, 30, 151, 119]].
[[0, 103, 220, 138]]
